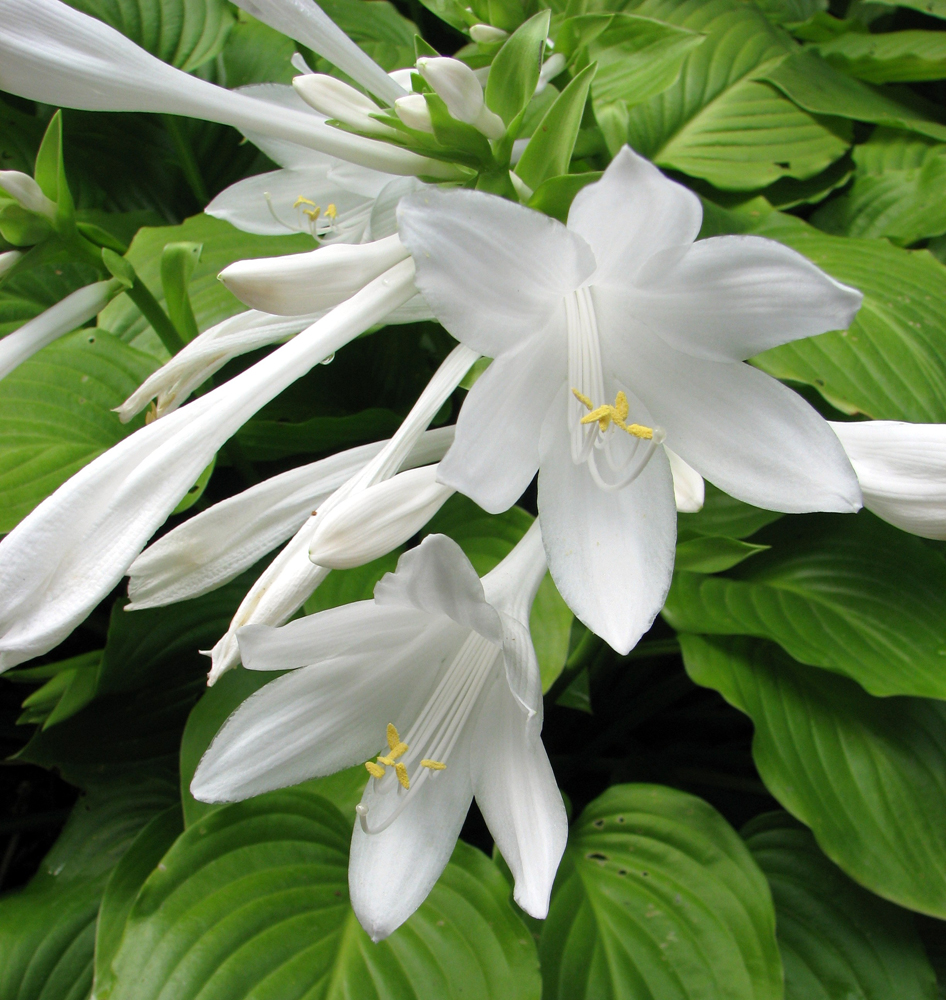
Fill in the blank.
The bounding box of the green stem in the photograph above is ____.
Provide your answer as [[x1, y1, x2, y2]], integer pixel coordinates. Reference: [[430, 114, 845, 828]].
[[125, 277, 186, 355], [163, 115, 209, 205]]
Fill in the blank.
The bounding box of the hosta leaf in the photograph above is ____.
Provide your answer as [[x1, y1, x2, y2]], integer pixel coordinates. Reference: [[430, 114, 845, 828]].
[[314, 0, 417, 71], [678, 482, 784, 539], [619, 0, 850, 190], [681, 634, 946, 917], [747, 211, 946, 422], [664, 512, 946, 699], [815, 30, 946, 84], [0, 329, 158, 533], [540, 784, 783, 1000], [234, 407, 403, 461], [744, 812, 938, 1000], [0, 259, 102, 336], [221, 14, 297, 87], [64, 0, 234, 72], [674, 534, 769, 573], [753, 0, 827, 23], [107, 791, 541, 1000], [879, 0, 946, 18]]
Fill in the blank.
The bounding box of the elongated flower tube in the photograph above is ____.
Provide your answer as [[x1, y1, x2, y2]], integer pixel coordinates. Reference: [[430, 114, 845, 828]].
[[0, 0, 456, 179], [126, 426, 454, 609], [398, 146, 864, 653], [293, 74, 397, 137], [415, 57, 506, 140], [0, 279, 123, 381], [830, 420, 946, 539], [0, 171, 57, 220], [0, 259, 417, 670], [205, 343, 478, 682], [191, 526, 567, 941], [308, 464, 455, 569]]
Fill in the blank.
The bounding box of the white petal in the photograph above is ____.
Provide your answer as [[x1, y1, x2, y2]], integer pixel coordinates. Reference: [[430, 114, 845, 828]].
[[537, 394, 677, 655], [397, 186, 596, 357], [666, 446, 704, 513], [471, 674, 567, 919], [350, 720, 475, 941], [631, 235, 863, 362], [437, 324, 565, 514], [374, 534, 503, 643], [366, 176, 424, 241], [599, 300, 863, 514], [567, 145, 702, 285], [830, 420, 946, 539]]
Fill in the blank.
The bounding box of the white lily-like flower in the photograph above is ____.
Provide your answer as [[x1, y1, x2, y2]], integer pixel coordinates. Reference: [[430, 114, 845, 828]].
[[205, 343, 478, 682], [191, 524, 567, 940], [0, 279, 123, 381], [0, 0, 458, 179], [415, 57, 506, 140], [397, 146, 864, 653], [830, 420, 946, 539], [666, 448, 705, 514], [126, 426, 454, 609], [293, 74, 398, 137], [0, 258, 417, 670]]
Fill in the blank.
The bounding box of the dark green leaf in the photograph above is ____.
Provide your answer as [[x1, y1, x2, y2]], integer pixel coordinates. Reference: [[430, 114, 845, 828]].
[[678, 481, 784, 539], [674, 534, 769, 573], [315, 0, 418, 71], [815, 30, 946, 84]]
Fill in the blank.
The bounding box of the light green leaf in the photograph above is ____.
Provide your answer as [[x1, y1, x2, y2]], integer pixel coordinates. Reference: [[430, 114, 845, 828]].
[[753, 0, 827, 23], [682, 633, 946, 917], [314, 0, 418, 71], [875, 0, 946, 18], [486, 11, 550, 126], [665, 512, 946, 699], [744, 811, 938, 1000], [747, 212, 946, 421], [0, 329, 158, 533], [816, 29, 946, 83], [64, 0, 234, 71], [108, 791, 541, 1000], [619, 0, 850, 190], [526, 171, 602, 223], [678, 481, 784, 539], [540, 783, 783, 1000], [221, 14, 296, 86], [675, 534, 769, 573]]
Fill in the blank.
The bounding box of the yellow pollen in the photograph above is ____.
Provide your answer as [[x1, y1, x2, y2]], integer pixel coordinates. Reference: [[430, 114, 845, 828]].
[[572, 388, 654, 439], [395, 762, 410, 789], [421, 759, 446, 771], [376, 755, 396, 767], [293, 195, 317, 208], [365, 760, 385, 778], [386, 724, 408, 758], [324, 203, 337, 220]]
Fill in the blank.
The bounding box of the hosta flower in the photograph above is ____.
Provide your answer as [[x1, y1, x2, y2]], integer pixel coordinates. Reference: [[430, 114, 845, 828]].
[[397, 146, 864, 653], [831, 420, 946, 539], [191, 525, 567, 941]]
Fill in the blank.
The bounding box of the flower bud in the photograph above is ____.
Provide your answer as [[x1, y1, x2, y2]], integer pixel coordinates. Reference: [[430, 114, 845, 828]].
[[469, 24, 508, 43], [535, 53, 566, 94], [0, 250, 22, 279], [292, 73, 397, 136], [0, 171, 56, 219], [394, 94, 435, 133], [415, 56, 505, 140], [308, 464, 454, 569]]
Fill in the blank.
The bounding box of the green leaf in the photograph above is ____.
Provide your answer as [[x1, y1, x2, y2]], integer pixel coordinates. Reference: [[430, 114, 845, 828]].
[[64, 0, 235, 71], [107, 791, 541, 1000], [160, 241, 202, 343], [486, 11, 550, 126], [815, 30, 946, 84], [746, 212, 946, 422], [515, 63, 597, 191], [33, 110, 75, 225], [619, 0, 850, 190], [540, 783, 783, 1000], [681, 633, 946, 917], [314, 0, 418, 71], [875, 0, 946, 19], [0, 329, 158, 533], [675, 534, 769, 573], [678, 481, 784, 539], [665, 512, 946, 699], [753, 0, 827, 24], [526, 171, 602, 222], [220, 14, 296, 86], [744, 811, 938, 1000], [235, 407, 403, 461]]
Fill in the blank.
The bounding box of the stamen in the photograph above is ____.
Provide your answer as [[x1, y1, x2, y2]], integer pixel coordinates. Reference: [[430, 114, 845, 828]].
[[263, 191, 300, 234], [574, 389, 654, 439], [324, 203, 338, 220], [365, 760, 385, 778], [395, 762, 410, 788], [421, 759, 446, 770]]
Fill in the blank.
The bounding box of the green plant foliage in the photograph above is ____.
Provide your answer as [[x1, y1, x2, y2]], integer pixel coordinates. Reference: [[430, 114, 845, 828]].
[[678, 482, 784, 539], [540, 784, 783, 999], [815, 30, 946, 84], [682, 634, 946, 917], [485, 11, 550, 126], [744, 812, 938, 1000], [315, 0, 419, 71]]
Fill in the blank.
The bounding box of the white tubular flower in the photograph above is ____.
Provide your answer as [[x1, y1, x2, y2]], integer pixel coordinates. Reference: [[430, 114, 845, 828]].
[[293, 74, 396, 137], [219, 234, 410, 315], [308, 464, 455, 569], [415, 57, 506, 140], [398, 146, 864, 654], [0, 259, 417, 670], [191, 525, 567, 941], [205, 343, 478, 682], [666, 447, 704, 513], [0, 171, 57, 220], [0, 250, 22, 278], [830, 420, 946, 539], [0, 279, 123, 381], [394, 94, 435, 134], [0, 0, 459, 179], [535, 53, 566, 94], [470, 24, 508, 43], [127, 426, 455, 609]]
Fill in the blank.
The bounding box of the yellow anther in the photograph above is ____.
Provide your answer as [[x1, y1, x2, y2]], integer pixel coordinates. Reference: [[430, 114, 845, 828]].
[[386, 724, 408, 759], [376, 755, 396, 767], [572, 388, 594, 410], [324, 203, 337, 220], [420, 759, 446, 771], [365, 760, 385, 779], [293, 196, 318, 208], [572, 388, 653, 439], [623, 422, 654, 440], [395, 762, 410, 789]]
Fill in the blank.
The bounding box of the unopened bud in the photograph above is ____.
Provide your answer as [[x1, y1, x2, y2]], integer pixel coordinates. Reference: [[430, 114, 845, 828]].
[[416, 56, 505, 140], [395, 94, 435, 133], [292, 74, 397, 136], [0, 171, 57, 220], [308, 464, 454, 569], [470, 24, 508, 43], [0, 250, 22, 279], [535, 53, 566, 94]]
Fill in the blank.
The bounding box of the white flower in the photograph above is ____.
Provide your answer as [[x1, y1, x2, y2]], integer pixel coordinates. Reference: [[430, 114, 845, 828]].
[[394, 94, 435, 134], [0, 258, 417, 670], [415, 57, 505, 140], [0, 171, 57, 220], [397, 146, 864, 653], [126, 425, 454, 609], [0, 279, 122, 381], [0, 0, 458, 179], [191, 524, 567, 940], [0, 250, 22, 279], [205, 344, 478, 682], [831, 420, 946, 539], [469, 24, 508, 43], [293, 73, 397, 137]]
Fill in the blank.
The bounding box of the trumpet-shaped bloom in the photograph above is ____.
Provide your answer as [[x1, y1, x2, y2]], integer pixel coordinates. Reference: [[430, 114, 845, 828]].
[[0, 259, 417, 670], [191, 525, 567, 940], [397, 146, 863, 653], [831, 420, 946, 539]]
